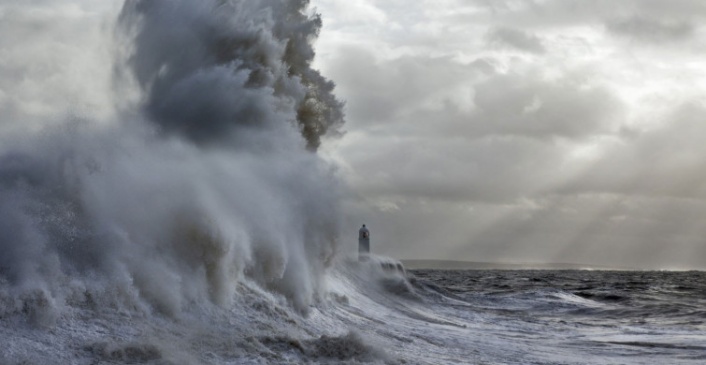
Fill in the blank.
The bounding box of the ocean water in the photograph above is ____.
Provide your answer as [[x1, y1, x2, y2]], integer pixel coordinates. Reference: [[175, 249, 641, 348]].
[[1, 1, 704, 364], [2, 257, 704, 364], [408, 268, 706, 364]]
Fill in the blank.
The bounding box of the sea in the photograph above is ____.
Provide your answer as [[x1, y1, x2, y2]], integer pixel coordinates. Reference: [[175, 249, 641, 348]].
[[1, 0, 704, 364], [2, 256, 704, 365]]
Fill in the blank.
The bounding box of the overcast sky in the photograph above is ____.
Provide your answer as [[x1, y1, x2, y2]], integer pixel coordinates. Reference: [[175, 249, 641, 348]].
[[2, 1, 706, 270], [312, 0, 706, 269]]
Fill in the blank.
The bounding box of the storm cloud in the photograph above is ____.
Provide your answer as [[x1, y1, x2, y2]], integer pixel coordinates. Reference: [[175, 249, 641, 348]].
[[486, 27, 546, 54], [606, 17, 694, 43], [313, 0, 706, 269]]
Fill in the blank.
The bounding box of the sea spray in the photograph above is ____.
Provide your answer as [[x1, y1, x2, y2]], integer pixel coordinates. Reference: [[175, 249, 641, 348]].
[[0, 0, 344, 317], [118, 0, 344, 150]]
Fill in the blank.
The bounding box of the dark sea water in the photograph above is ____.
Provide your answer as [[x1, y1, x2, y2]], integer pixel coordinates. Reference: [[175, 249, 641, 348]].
[[410, 269, 706, 364], [5, 0, 704, 363], [6, 0, 704, 363], [3, 259, 705, 365]]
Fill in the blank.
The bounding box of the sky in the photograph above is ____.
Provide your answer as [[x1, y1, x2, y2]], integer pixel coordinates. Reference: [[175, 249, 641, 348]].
[[1, 0, 706, 270], [311, 0, 706, 269]]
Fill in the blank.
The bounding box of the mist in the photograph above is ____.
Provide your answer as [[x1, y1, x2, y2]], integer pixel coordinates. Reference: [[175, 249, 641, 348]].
[[0, 0, 344, 316]]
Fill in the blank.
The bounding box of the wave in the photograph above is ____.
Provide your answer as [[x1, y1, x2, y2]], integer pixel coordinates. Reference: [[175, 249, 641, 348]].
[[0, 0, 343, 319], [0, 253, 415, 364]]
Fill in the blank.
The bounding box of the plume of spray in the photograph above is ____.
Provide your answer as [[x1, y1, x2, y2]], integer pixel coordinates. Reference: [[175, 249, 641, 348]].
[[0, 0, 345, 318], [120, 0, 343, 150]]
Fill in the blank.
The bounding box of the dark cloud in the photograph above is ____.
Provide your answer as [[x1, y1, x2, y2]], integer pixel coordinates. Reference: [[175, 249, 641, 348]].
[[606, 17, 694, 43], [314, 0, 706, 269], [471, 73, 622, 139], [325, 48, 626, 206], [457, 0, 706, 31], [486, 27, 546, 54], [469, 58, 497, 74], [324, 47, 473, 127], [342, 134, 567, 204]]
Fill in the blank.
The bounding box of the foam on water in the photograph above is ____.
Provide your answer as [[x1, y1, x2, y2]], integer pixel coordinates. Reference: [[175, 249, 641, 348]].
[[2, 1, 705, 364], [3, 254, 706, 364]]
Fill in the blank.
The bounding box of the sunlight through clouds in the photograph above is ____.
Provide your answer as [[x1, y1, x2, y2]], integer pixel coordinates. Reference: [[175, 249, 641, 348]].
[[314, 0, 706, 269]]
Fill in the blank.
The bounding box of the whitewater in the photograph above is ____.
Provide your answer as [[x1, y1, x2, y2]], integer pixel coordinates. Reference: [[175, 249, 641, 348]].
[[1, 0, 705, 364], [4, 257, 706, 364]]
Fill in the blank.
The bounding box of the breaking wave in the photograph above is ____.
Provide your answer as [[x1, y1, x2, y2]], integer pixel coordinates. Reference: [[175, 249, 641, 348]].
[[7, 2, 704, 365], [0, 0, 344, 318]]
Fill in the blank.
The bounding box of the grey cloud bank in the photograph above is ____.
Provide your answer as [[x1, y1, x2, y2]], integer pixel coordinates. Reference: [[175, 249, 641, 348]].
[[313, 0, 706, 269], [606, 17, 695, 43], [486, 27, 546, 54]]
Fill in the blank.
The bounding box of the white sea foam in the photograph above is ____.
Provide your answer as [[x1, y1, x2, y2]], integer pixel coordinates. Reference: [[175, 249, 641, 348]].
[[1, 2, 705, 364]]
